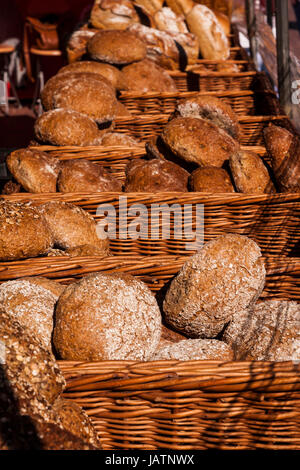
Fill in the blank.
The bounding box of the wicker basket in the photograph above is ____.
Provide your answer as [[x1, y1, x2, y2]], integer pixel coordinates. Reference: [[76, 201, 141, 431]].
[[169, 70, 258, 92], [2, 192, 299, 257], [4, 254, 296, 450]]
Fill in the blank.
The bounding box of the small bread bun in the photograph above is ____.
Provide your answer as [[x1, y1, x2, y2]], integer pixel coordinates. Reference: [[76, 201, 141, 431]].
[[223, 300, 300, 361], [6, 148, 60, 193], [154, 7, 188, 33], [124, 157, 189, 192], [229, 150, 275, 194], [0, 201, 53, 261], [190, 167, 235, 192], [90, 0, 139, 30], [53, 272, 162, 361], [57, 159, 122, 193], [34, 109, 101, 146], [39, 201, 109, 254], [57, 61, 125, 90], [121, 58, 178, 93], [161, 117, 238, 167], [87, 30, 147, 65], [165, 0, 194, 16], [175, 95, 241, 141], [0, 279, 59, 350], [134, 0, 164, 15], [163, 234, 266, 338], [66, 28, 97, 63], [152, 339, 234, 361], [186, 5, 230, 60], [100, 132, 141, 147]]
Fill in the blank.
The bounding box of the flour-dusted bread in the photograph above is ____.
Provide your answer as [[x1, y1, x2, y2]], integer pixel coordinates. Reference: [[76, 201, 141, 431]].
[[154, 7, 188, 33], [121, 58, 178, 92], [163, 234, 266, 338], [152, 339, 234, 361], [53, 272, 162, 361], [90, 0, 139, 30], [66, 27, 98, 63], [57, 61, 126, 90], [134, 0, 164, 15], [165, 0, 195, 16], [229, 150, 275, 194]]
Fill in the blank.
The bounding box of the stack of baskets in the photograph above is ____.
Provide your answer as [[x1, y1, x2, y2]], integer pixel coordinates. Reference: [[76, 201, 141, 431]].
[[1, 5, 299, 450]]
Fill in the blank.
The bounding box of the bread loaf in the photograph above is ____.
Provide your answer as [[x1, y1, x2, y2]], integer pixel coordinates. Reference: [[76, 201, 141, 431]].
[[154, 7, 188, 33], [57, 61, 125, 90], [53, 272, 162, 361], [152, 339, 234, 360], [134, 0, 164, 15], [165, 0, 194, 16], [66, 27, 97, 63], [163, 234, 266, 338], [90, 0, 139, 30], [121, 58, 178, 92], [229, 150, 275, 193], [190, 167, 235, 192], [100, 132, 141, 146]]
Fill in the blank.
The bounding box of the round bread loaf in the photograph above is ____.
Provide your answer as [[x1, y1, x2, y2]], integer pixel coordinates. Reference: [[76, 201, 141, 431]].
[[52, 398, 101, 449], [190, 167, 235, 192], [161, 117, 238, 167], [51, 77, 117, 124], [0, 278, 59, 350], [124, 158, 189, 192], [152, 339, 234, 361], [34, 109, 101, 146], [175, 95, 241, 141], [57, 159, 122, 193], [154, 7, 188, 33], [223, 300, 300, 361], [163, 234, 266, 338], [229, 150, 275, 194], [100, 132, 141, 147], [90, 0, 139, 30], [87, 30, 147, 65], [57, 61, 125, 90], [6, 148, 60, 193], [0, 309, 65, 412], [134, 0, 164, 15], [263, 124, 294, 173], [41, 72, 115, 112], [121, 59, 178, 93], [39, 201, 109, 254], [0, 201, 53, 261], [186, 5, 230, 60], [53, 272, 162, 361]]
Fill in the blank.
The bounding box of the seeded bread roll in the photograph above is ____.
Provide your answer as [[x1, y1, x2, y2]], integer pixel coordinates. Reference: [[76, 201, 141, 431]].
[[121, 58, 178, 93], [0, 279, 60, 351], [163, 234, 266, 338], [34, 109, 102, 146], [174, 95, 241, 141], [229, 150, 275, 194], [134, 0, 164, 15], [66, 28, 97, 63], [39, 201, 109, 254], [124, 157, 189, 192], [223, 300, 300, 361], [57, 159, 122, 193], [87, 30, 147, 65], [0, 201, 53, 261], [186, 5, 230, 60], [100, 132, 141, 147], [161, 117, 238, 167], [6, 148, 60, 193], [90, 0, 139, 30], [165, 0, 194, 16], [190, 167, 235, 192], [152, 339, 234, 361], [57, 61, 125, 90], [53, 272, 162, 361], [154, 7, 188, 33]]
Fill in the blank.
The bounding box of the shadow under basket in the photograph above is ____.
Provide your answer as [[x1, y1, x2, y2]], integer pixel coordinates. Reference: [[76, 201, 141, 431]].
[[5, 254, 296, 450]]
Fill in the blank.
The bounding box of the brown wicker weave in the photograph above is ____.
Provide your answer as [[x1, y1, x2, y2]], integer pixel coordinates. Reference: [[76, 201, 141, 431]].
[[169, 70, 258, 92]]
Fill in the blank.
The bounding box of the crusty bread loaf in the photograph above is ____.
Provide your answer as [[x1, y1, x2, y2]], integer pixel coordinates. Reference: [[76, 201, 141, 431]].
[[87, 29, 147, 65], [53, 272, 162, 361], [161, 117, 238, 167], [186, 5, 230, 60], [223, 300, 300, 361], [174, 95, 241, 140], [90, 0, 139, 30], [152, 339, 234, 360], [57, 61, 125, 90], [66, 27, 97, 63], [39, 201, 109, 254], [21, 276, 65, 298], [34, 109, 102, 146], [0, 201, 53, 261], [99, 132, 141, 147], [229, 150, 275, 194], [190, 167, 235, 192], [1, 180, 22, 195], [121, 58, 178, 92], [134, 0, 164, 15], [163, 234, 266, 338], [263, 124, 300, 192], [115, 100, 132, 117], [6, 148, 60, 193], [124, 157, 189, 192], [213, 9, 230, 36], [165, 0, 195, 16], [154, 7, 188, 33], [57, 159, 122, 193]]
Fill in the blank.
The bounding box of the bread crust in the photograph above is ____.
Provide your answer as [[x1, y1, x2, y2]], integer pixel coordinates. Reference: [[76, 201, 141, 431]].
[[161, 117, 238, 167], [90, 0, 139, 30], [87, 29, 147, 65], [57, 61, 125, 90], [163, 234, 266, 338], [190, 167, 235, 192], [66, 28, 97, 63], [154, 7, 188, 33], [121, 58, 177, 93], [152, 338, 234, 360], [6, 148, 60, 193], [165, 0, 194, 16], [53, 272, 162, 361], [134, 0, 164, 15], [229, 150, 275, 194], [100, 132, 141, 146]]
